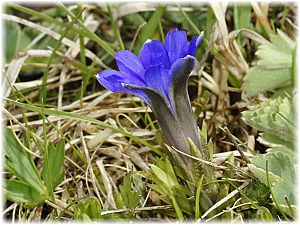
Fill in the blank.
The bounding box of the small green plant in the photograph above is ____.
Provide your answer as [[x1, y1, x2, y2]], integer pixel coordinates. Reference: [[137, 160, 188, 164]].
[[4, 128, 65, 208], [242, 97, 296, 218], [145, 122, 220, 220], [74, 197, 102, 221]]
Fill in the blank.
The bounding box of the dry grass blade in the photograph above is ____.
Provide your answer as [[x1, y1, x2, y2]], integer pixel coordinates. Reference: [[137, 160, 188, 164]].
[[127, 148, 150, 171], [211, 2, 229, 48], [229, 29, 271, 45], [96, 159, 116, 209], [199, 71, 220, 95], [80, 130, 104, 207], [3, 54, 28, 98], [251, 2, 273, 34], [69, 14, 101, 58], [171, 145, 227, 170], [211, 3, 249, 79], [113, 3, 195, 19], [212, 59, 229, 113], [200, 180, 251, 220], [101, 205, 173, 216]]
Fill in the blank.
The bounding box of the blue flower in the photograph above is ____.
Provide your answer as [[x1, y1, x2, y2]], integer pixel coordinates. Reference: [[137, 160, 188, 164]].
[[97, 28, 204, 157]]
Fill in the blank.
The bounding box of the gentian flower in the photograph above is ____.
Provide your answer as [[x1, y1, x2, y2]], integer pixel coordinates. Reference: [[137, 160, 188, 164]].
[[97, 28, 204, 161]]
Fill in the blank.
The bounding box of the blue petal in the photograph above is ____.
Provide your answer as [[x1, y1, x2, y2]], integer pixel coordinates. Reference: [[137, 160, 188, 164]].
[[96, 70, 125, 92], [187, 32, 204, 56], [143, 65, 175, 108], [139, 40, 171, 69], [115, 50, 145, 81], [96, 70, 150, 104], [164, 28, 188, 64], [144, 65, 167, 95]]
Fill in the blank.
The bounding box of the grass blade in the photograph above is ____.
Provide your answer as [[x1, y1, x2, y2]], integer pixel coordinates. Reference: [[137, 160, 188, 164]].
[[39, 7, 84, 104], [133, 6, 165, 54]]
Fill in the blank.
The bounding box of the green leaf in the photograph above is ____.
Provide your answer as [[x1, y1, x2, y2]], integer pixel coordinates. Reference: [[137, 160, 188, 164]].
[[114, 192, 124, 209], [4, 128, 46, 194], [242, 30, 295, 95], [74, 213, 92, 222], [165, 159, 179, 187], [170, 192, 184, 220], [195, 174, 204, 220], [119, 174, 140, 209], [248, 151, 296, 216], [151, 164, 172, 189], [233, 3, 253, 46], [42, 139, 65, 193], [249, 152, 295, 184], [84, 198, 102, 220], [254, 206, 273, 221], [270, 29, 295, 53], [242, 97, 295, 145], [172, 185, 193, 197], [4, 179, 47, 208], [243, 67, 291, 95], [133, 6, 165, 54], [244, 180, 270, 205], [4, 21, 21, 62], [74, 197, 102, 221], [258, 133, 294, 150]]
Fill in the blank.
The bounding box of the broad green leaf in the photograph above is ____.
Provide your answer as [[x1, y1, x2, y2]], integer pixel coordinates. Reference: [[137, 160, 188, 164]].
[[243, 67, 291, 95], [242, 30, 295, 95], [258, 133, 294, 150], [248, 152, 296, 216], [266, 146, 295, 160], [270, 29, 295, 53], [4, 128, 46, 194], [272, 179, 296, 216], [249, 152, 295, 184], [172, 185, 193, 197], [4, 179, 47, 208], [42, 139, 65, 193], [255, 44, 292, 66], [147, 184, 165, 196], [75, 213, 92, 222]]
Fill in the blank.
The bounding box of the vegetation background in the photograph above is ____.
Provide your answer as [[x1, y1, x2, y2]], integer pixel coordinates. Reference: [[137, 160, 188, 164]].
[[2, 1, 297, 222]]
